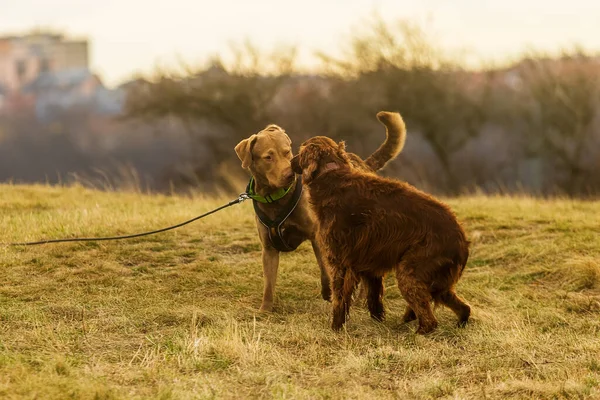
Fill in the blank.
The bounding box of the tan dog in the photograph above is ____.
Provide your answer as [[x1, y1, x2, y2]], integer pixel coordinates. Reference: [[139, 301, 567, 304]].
[[291, 134, 470, 334], [235, 112, 406, 311]]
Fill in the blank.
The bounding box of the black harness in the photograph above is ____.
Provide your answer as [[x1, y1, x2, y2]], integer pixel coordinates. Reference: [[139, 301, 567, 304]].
[[246, 177, 304, 252]]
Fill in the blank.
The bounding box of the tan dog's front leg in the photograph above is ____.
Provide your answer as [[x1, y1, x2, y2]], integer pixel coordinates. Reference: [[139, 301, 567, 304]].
[[260, 246, 280, 312], [311, 239, 331, 301]]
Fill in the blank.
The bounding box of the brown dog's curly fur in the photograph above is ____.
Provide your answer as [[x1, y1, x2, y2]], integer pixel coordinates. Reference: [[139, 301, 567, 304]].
[[291, 135, 471, 334]]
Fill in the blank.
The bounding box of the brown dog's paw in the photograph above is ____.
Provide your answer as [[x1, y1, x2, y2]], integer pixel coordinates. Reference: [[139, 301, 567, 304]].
[[370, 312, 385, 322], [321, 286, 332, 302], [367, 301, 385, 322], [458, 306, 471, 327], [401, 307, 417, 323], [331, 310, 346, 331], [259, 303, 274, 312], [415, 321, 438, 335]]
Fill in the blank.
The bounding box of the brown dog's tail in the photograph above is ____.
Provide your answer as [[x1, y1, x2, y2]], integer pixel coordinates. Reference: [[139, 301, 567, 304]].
[[365, 111, 407, 171]]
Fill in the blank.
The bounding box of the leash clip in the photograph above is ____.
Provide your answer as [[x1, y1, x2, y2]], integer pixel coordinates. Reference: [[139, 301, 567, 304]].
[[237, 193, 251, 203]]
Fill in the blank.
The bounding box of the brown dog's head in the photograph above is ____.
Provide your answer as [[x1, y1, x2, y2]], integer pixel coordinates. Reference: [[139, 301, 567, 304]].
[[234, 124, 295, 189], [291, 136, 350, 184]]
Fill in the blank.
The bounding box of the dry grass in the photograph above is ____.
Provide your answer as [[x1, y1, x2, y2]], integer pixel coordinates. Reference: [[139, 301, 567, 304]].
[[1, 184, 599, 399]]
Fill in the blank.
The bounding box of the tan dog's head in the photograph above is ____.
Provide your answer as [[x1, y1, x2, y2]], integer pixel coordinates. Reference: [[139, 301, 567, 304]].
[[291, 136, 350, 184], [234, 124, 295, 188]]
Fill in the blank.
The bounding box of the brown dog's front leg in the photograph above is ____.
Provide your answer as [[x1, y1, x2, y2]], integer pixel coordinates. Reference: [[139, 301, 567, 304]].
[[364, 275, 385, 322], [260, 246, 280, 312], [331, 266, 358, 331], [311, 240, 331, 301]]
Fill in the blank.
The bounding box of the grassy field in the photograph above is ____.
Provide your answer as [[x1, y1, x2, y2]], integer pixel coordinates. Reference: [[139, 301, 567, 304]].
[[1, 184, 599, 399]]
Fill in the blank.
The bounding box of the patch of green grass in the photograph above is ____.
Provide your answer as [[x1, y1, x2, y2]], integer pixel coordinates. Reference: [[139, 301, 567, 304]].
[[1, 185, 599, 399]]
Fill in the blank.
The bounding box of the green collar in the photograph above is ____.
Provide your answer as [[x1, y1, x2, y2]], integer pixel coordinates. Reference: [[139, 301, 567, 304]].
[[246, 176, 297, 204]]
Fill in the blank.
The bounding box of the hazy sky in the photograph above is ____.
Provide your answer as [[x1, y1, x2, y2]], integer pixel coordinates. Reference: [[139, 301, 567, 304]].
[[2, 0, 599, 87]]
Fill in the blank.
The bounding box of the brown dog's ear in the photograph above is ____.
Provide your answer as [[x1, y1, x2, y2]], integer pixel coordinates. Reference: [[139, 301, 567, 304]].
[[234, 135, 257, 169], [291, 155, 302, 174], [293, 148, 320, 184], [336, 140, 347, 159], [302, 157, 319, 184]]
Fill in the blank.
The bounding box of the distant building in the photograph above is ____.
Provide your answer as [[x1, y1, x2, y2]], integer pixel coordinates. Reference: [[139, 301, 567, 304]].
[[0, 32, 88, 93], [21, 68, 124, 121], [0, 83, 5, 109], [0, 31, 124, 119]]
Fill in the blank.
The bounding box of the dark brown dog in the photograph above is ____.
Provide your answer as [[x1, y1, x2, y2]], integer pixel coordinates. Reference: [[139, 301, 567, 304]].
[[235, 112, 406, 311], [291, 135, 471, 334]]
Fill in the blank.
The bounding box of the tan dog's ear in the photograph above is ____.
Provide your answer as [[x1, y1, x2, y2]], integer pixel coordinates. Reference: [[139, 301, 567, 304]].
[[234, 135, 257, 169]]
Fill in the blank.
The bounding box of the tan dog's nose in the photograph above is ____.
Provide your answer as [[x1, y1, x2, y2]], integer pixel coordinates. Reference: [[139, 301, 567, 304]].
[[283, 169, 294, 180]]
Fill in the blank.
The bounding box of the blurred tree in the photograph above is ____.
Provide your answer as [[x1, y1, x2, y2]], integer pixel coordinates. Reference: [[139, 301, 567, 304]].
[[320, 18, 488, 193], [124, 42, 297, 191], [519, 51, 600, 195], [119, 20, 600, 197]]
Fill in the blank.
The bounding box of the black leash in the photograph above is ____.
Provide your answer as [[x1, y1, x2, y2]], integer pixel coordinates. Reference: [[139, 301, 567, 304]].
[[1, 193, 250, 247]]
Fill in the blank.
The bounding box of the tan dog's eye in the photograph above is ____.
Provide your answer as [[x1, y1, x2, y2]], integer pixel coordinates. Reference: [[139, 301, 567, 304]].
[[264, 155, 273, 161]]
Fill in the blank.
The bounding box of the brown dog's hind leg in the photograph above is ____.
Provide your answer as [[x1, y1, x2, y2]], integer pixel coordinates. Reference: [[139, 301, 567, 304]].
[[260, 247, 280, 312], [331, 266, 359, 331], [439, 290, 471, 327], [311, 240, 331, 301], [364, 275, 385, 322], [396, 271, 437, 334]]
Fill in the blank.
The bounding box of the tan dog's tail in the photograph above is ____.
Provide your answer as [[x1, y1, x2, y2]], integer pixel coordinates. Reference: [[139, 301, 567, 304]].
[[365, 111, 407, 171]]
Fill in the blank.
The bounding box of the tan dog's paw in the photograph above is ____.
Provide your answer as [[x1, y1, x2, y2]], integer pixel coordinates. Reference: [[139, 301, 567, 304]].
[[259, 303, 274, 312]]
